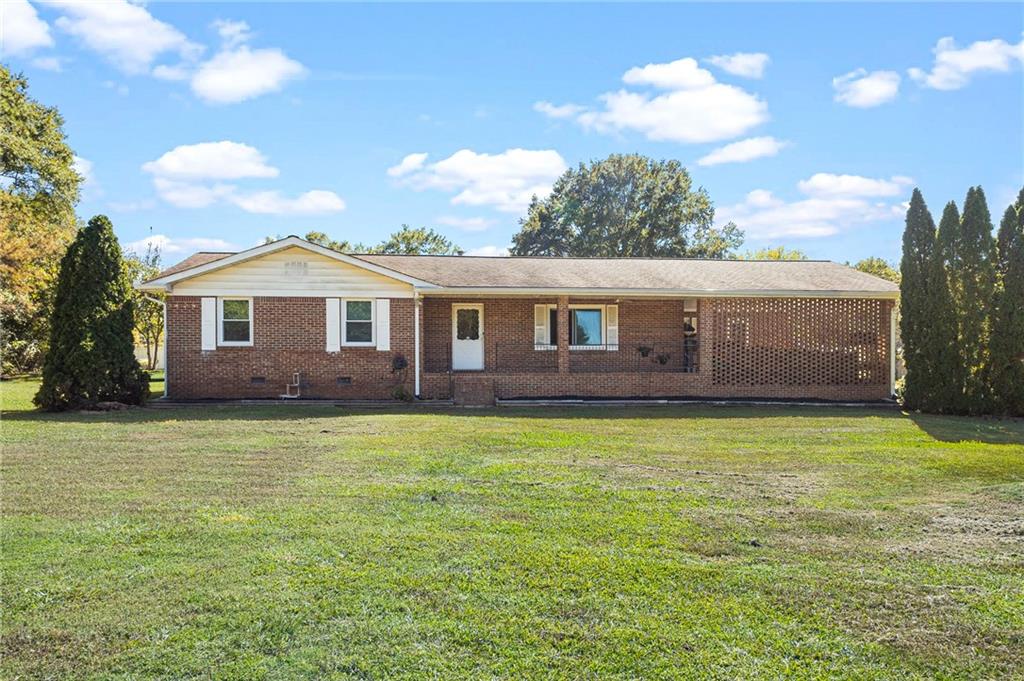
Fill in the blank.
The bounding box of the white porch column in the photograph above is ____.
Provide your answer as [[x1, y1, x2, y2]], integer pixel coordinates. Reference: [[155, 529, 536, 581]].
[[889, 302, 897, 397], [162, 297, 168, 397], [414, 291, 421, 397]]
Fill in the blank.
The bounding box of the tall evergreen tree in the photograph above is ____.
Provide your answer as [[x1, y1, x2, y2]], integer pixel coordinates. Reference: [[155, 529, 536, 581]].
[[35, 215, 148, 411], [900, 189, 959, 412], [935, 200, 967, 410], [943, 187, 997, 413], [989, 188, 1024, 415]]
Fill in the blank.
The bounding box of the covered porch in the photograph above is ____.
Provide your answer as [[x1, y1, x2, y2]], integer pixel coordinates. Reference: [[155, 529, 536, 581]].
[[416, 295, 701, 403]]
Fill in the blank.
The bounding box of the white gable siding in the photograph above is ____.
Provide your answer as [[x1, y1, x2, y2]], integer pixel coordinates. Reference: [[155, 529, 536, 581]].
[[171, 247, 414, 297]]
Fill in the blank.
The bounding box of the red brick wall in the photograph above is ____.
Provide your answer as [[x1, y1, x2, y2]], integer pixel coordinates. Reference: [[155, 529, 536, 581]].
[[168, 294, 893, 402], [419, 297, 893, 402], [166, 296, 414, 399]]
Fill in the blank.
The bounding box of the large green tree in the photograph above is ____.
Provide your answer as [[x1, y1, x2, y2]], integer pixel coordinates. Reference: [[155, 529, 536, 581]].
[[510, 154, 742, 258], [269, 227, 462, 255], [989, 188, 1024, 415], [1, 66, 82, 374], [35, 216, 148, 411], [377, 225, 463, 255], [853, 257, 900, 284], [939, 188, 997, 413], [900, 189, 959, 412], [738, 246, 808, 260]]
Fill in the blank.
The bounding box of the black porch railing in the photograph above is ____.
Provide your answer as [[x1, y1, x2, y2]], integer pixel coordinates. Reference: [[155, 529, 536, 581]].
[[423, 334, 699, 375], [567, 338, 699, 373]]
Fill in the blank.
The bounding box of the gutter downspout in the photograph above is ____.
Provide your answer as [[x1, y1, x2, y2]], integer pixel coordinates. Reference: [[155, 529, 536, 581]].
[[414, 290, 421, 398]]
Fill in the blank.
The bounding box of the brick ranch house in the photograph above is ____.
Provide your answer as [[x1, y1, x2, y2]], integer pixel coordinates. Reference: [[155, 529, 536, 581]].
[[139, 236, 899, 405]]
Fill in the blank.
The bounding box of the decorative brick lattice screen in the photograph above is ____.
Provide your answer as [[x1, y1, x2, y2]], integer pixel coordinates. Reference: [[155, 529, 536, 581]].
[[708, 298, 889, 386]]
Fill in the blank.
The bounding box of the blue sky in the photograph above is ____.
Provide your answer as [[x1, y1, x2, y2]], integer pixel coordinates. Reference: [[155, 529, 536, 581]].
[[3, 1, 1022, 264]]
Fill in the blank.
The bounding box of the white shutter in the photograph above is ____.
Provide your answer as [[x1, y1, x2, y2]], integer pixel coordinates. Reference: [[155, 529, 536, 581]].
[[375, 298, 390, 351], [201, 297, 216, 350], [534, 304, 549, 346], [325, 298, 340, 352], [605, 304, 619, 349]]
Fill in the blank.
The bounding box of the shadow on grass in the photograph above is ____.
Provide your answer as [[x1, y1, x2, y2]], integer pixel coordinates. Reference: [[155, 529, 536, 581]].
[[908, 412, 1024, 445]]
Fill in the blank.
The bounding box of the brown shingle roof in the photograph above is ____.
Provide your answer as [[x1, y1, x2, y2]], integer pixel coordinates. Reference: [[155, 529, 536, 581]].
[[356, 254, 899, 294], [152, 252, 232, 280], [147, 245, 899, 295]]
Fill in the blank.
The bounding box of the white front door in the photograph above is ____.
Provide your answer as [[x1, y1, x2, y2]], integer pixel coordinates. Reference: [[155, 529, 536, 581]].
[[452, 304, 484, 370]]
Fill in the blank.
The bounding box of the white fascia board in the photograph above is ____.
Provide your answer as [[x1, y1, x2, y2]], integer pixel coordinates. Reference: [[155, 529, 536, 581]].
[[139, 236, 440, 291], [417, 287, 899, 299], [164, 288, 415, 298]]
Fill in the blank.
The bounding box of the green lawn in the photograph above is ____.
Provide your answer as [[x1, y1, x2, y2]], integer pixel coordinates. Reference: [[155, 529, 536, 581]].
[[2, 379, 1022, 679]]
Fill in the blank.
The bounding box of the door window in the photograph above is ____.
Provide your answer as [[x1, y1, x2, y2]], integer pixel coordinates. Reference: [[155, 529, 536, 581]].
[[456, 308, 480, 340]]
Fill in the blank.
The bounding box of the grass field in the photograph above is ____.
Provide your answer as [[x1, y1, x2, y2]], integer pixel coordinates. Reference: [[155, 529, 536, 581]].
[[2, 378, 1022, 679]]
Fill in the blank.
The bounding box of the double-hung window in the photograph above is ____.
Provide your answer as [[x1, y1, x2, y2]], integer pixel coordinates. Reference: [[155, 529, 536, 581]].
[[570, 307, 604, 348], [218, 298, 252, 346], [342, 299, 374, 345]]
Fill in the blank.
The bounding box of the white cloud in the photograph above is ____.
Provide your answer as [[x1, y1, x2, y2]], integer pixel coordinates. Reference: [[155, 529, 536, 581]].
[[909, 36, 1024, 90], [72, 155, 100, 196], [152, 64, 190, 81], [393, 148, 567, 213], [580, 85, 768, 144], [718, 173, 913, 239], [704, 52, 770, 79], [387, 152, 428, 178], [142, 140, 344, 214], [539, 56, 768, 144], [1, 0, 53, 56], [229, 190, 345, 215], [466, 245, 509, 257], [533, 101, 585, 119], [211, 19, 252, 49], [832, 69, 900, 107], [697, 136, 788, 167], [31, 55, 63, 71], [436, 215, 494, 232], [45, 4, 303, 104], [142, 141, 279, 180], [622, 57, 716, 89], [191, 45, 305, 104], [797, 173, 913, 198], [151, 178, 236, 208], [47, 0, 201, 74], [125, 234, 237, 256]]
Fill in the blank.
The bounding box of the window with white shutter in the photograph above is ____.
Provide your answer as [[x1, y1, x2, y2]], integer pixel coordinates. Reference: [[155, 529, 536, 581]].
[[534, 304, 557, 349], [375, 299, 390, 351], [200, 297, 216, 350], [605, 304, 619, 350], [325, 298, 340, 352]]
